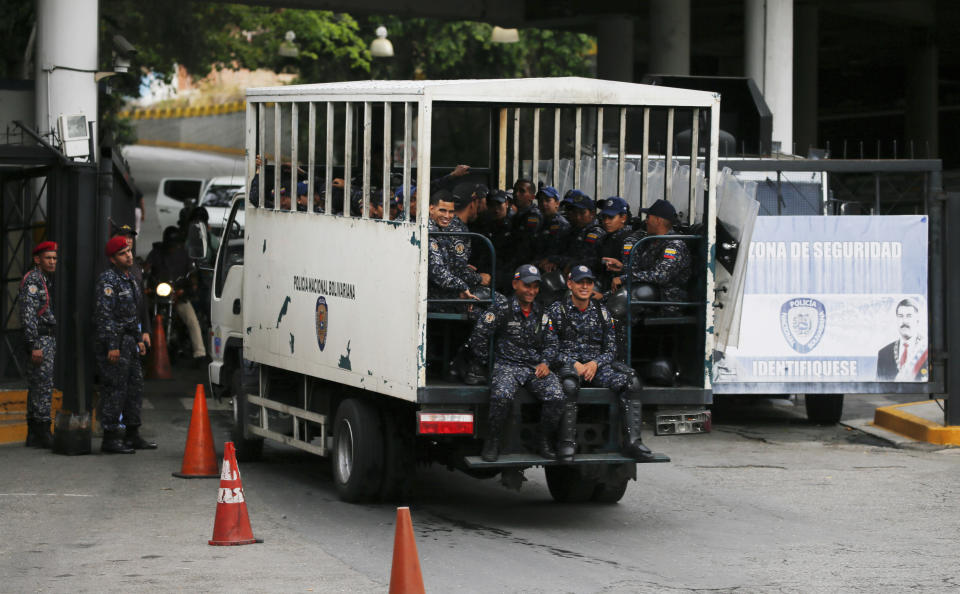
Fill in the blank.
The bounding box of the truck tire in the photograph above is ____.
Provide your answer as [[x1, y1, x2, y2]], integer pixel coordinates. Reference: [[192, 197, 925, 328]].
[[332, 398, 384, 503], [591, 477, 630, 503], [805, 393, 844, 425], [545, 466, 597, 503], [378, 408, 415, 501], [231, 369, 263, 462]]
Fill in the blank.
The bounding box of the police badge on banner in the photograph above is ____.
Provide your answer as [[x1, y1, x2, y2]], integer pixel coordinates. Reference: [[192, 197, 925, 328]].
[[714, 215, 929, 384]]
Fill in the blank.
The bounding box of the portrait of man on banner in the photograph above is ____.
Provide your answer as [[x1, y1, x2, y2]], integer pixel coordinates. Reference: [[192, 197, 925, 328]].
[[876, 298, 928, 381]]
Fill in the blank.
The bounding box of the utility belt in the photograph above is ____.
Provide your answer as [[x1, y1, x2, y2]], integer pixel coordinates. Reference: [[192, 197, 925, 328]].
[[37, 325, 55, 337]]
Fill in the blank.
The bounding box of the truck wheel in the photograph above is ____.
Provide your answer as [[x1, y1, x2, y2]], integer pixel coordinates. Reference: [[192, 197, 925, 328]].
[[231, 369, 263, 462], [379, 408, 415, 501], [805, 394, 844, 425], [332, 398, 384, 503], [591, 476, 630, 503], [545, 466, 597, 503]]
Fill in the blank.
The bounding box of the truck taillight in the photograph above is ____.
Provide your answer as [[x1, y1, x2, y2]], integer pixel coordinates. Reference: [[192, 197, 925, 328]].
[[418, 412, 474, 435]]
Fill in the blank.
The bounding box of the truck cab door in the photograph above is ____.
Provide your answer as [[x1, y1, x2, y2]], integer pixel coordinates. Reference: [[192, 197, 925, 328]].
[[209, 195, 246, 381], [156, 177, 204, 230], [713, 173, 760, 354]]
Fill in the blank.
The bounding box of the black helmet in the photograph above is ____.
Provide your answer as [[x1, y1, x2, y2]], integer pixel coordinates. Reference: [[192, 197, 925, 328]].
[[642, 357, 676, 386], [541, 269, 565, 294], [605, 288, 629, 319]]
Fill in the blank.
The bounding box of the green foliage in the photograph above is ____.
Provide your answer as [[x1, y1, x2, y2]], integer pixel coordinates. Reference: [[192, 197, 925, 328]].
[[366, 18, 595, 81]]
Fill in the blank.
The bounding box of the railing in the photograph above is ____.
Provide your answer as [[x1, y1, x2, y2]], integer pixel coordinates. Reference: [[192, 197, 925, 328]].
[[623, 234, 703, 364]]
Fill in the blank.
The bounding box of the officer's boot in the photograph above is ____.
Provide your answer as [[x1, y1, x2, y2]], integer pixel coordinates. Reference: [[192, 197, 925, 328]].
[[101, 430, 135, 454], [481, 400, 510, 462], [619, 397, 654, 461], [125, 426, 158, 450], [556, 371, 580, 463], [537, 400, 562, 460], [24, 421, 38, 447], [35, 420, 53, 449], [556, 401, 578, 463]]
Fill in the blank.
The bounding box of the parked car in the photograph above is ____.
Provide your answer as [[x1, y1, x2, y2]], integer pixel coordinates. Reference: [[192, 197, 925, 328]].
[[155, 175, 244, 236]]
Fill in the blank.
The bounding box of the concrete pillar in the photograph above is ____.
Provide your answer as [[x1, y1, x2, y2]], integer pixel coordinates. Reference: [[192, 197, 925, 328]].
[[794, 4, 817, 155], [905, 28, 938, 158], [597, 17, 634, 82], [744, 0, 793, 153], [34, 0, 99, 153], [649, 0, 690, 75]]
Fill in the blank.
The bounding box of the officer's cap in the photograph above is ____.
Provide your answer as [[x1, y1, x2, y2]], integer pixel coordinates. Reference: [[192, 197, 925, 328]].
[[471, 183, 489, 201], [538, 186, 560, 201], [394, 185, 416, 199], [599, 196, 629, 217], [562, 189, 594, 211], [297, 181, 309, 196], [488, 190, 509, 204], [568, 265, 596, 282], [513, 264, 541, 284], [640, 199, 678, 225], [105, 236, 129, 257]]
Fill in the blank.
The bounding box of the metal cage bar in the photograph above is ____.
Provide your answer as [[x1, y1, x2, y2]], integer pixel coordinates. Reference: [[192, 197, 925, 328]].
[[382, 102, 392, 220], [618, 107, 627, 196], [307, 102, 316, 213], [532, 108, 540, 185], [595, 107, 604, 200], [688, 108, 700, 224], [553, 108, 561, 188], [574, 107, 582, 189], [290, 103, 298, 211], [665, 107, 674, 203], [361, 101, 372, 219], [343, 102, 353, 214], [325, 102, 333, 214], [273, 103, 281, 211]]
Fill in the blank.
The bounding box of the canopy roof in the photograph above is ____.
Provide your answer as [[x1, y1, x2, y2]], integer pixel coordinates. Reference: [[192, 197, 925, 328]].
[[247, 77, 720, 108]]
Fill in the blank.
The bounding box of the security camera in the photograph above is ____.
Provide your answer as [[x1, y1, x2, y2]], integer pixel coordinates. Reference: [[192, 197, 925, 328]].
[[112, 34, 137, 73]]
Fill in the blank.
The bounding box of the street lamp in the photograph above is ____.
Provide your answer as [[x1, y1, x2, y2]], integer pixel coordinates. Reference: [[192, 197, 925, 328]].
[[370, 26, 394, 58], [278, 30, 299, 58], [491, 26, 519, 43]]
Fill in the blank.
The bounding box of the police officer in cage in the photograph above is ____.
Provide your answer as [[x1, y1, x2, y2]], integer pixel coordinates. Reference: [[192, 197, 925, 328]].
[[427, 189, 479, 304], [547, 265, 653, 462], [19, 241, 58, 448], [95, 236, 157, 454], [558, 190, 606, 273], [465, 264, 564, 462], [533, 186, 571, 273], [596, 197, 634, 291], [610, 199, 692, 314], [448, 184, 492, 290]]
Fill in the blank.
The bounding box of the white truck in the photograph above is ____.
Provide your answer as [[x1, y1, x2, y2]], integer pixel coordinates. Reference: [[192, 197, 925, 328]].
[[203, 78, 755, 503]]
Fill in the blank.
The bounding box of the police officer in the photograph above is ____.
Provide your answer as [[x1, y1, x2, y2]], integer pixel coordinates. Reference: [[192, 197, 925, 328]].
[[596, 197, 634, 291], [547, 265, 653, 462], [96, 236, 157, 453], [558, 190, 606, 273], [611, 199, 692, 313], [506, 179, 542, 268], [19, 241, 58, 448], [427, 190, 478, 303], [533, 186, 571, 272], [448, 186, 491, 290], [470, 189, 513, 287], [466, 264, 564, 462]]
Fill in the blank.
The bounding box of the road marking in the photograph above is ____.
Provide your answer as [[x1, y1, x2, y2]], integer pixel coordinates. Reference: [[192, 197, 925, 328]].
[[0, 493, 93, 497]]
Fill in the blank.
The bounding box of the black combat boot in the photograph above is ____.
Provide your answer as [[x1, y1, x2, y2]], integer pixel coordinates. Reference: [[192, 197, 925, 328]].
[[101, 430, 135, 454], [537, 400, 562, 460], [125, 426, 158, 450], [555, 401, 578, 463], [35, 421, 53, 449], [24, 421, 38, 447], [619, 398, 654, 461], [481, 400, 509, 462]]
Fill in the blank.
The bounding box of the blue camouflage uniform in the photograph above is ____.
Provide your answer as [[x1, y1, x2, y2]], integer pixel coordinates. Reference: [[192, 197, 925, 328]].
[[561, 220, 607, 272], [506, 203, 542, 270], [427, 218, 470, 304], [534, 212, 572, 264], [466, 295, 564, 429], [621, 231, 693, 313], [547, 297, 633, 392], [446, 215, 484, 289], [94, 265, 146, 432], [19, 267, 56, 423]]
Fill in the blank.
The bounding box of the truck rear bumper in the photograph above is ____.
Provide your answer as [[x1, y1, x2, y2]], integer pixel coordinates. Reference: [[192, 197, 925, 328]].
[[418, 382, 711, 406]]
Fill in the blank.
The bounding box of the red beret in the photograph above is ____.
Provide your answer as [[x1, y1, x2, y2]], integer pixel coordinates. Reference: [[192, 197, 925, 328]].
[[32, 241, 58, 255], [105, 236, 130, 257]]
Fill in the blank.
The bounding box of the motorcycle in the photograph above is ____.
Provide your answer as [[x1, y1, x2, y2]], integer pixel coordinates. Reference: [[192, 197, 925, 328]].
[[145, 272, 195, 363]]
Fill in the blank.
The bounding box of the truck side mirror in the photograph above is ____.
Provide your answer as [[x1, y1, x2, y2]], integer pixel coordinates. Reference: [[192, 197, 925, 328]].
[[186, 221, 208, 261]]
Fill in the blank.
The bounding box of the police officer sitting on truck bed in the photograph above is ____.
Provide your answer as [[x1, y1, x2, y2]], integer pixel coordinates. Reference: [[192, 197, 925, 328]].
[[465, 264, 565, 462], [547, 265, 654, 462], [596, 197, 634, 291], [428, 190, 479, 306], [610, 199, 692, 314]]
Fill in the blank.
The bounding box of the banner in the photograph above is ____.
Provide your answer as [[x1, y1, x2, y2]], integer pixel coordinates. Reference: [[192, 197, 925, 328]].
[[714, 215, 928, 383]]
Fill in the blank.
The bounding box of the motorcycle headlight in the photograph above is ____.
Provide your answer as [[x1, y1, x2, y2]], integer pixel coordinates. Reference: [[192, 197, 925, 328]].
[[155, 282, 173, 297]]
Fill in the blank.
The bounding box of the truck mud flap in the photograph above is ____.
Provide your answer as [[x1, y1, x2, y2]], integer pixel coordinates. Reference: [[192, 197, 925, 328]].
[[463, 452, 669, 469]]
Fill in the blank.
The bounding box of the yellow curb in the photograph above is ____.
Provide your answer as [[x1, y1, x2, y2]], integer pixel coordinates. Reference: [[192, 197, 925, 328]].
[[872, 400, 960, 446], [0, 390, 64, 444]]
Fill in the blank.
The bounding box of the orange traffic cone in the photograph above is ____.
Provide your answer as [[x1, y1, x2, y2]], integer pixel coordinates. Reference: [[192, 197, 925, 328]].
[[389, 507, 425, 594], [145, 314, 172, 379], [172, 384, 219, 478], [209, 441, 261, 546]]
